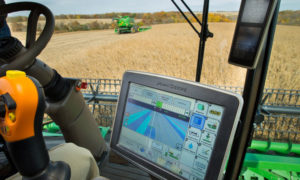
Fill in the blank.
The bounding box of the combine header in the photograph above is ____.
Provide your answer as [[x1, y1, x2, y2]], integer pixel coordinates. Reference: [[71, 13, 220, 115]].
[[113, 16, 151, 34]]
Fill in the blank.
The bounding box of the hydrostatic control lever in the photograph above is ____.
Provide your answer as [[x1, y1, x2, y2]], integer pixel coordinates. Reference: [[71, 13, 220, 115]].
[[0, 70, 71, 180]]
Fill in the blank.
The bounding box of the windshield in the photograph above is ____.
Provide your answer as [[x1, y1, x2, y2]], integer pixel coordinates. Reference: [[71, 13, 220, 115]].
[[4, 0, 300, 179]]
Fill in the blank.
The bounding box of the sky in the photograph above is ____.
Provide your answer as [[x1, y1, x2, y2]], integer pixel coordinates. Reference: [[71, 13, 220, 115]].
[[6, 0, 300, 15]]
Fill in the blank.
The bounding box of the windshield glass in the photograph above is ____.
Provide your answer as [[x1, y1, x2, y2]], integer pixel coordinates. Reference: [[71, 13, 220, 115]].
[[4, 0, 300, 179]]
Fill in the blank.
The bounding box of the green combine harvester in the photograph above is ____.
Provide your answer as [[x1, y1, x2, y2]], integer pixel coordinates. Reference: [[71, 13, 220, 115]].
[[113, 16, 151, 34]]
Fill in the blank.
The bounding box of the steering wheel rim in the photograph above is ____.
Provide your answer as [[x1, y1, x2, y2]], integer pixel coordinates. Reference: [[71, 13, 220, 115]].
[[0, 2, 54, 76]]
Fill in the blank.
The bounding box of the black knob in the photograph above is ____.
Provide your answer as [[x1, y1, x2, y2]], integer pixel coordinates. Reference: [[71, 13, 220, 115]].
[[0, 101, 5, 118], [1, 93, 16, 110]]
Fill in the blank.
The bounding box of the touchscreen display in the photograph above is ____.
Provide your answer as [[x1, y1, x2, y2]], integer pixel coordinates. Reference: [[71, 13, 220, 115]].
[[118, 83, 224, 179]]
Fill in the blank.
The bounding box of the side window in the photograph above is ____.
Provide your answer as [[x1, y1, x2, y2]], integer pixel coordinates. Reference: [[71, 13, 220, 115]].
[[253, 8, 299, 145], [241, 3, 300, 180]]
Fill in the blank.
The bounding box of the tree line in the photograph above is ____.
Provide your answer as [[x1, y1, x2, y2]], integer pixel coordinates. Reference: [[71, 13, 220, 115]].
[[7, 11, 232, 24], [277, 10, 300, 26], [7, 10, 300, 33]]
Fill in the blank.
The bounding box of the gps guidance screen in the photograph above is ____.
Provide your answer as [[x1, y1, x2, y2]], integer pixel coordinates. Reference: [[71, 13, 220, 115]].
[[119, 83, 224, 179]]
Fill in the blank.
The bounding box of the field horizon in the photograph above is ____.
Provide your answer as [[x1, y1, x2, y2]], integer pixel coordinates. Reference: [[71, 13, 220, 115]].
[[10, 22, 300, 90]]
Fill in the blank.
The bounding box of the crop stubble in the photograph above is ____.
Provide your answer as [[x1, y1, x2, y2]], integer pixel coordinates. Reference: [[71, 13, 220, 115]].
[[11, 23, 299, 89]]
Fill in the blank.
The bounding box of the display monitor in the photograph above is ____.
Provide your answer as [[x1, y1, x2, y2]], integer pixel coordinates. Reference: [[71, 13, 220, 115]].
[[110, 71, 243, 180], [228, 0, 278, 69]]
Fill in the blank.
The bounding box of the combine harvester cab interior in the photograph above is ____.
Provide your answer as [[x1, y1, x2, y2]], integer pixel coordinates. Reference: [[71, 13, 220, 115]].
[[0, 0, 299, 180]]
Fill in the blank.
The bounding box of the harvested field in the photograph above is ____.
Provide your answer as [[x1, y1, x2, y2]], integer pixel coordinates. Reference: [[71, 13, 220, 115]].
[[10, 23, 299, 89]]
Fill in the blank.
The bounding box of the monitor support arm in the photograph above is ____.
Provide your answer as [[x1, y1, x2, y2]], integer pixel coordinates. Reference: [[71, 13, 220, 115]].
[[224, 0, 281, 179], [171, 0, 213, 82]]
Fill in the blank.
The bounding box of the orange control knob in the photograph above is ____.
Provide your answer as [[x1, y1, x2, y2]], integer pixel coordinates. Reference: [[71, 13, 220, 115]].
[[0, 70, 39, 142]]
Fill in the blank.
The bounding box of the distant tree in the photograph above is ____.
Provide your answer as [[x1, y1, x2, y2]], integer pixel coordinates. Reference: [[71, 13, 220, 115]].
[[11, 22, 26, 31], [89, 21, 100, 30], [7, 16, 27, 23], [69, 21, 81, 31], [37, 23, 43, 31]]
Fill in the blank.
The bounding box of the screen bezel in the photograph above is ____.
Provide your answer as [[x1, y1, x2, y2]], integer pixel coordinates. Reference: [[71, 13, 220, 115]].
[[228, 0, 277, 69], [110, 71, 243, 180]]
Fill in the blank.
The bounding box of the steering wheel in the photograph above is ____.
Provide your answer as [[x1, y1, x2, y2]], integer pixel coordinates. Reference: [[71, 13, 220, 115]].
[[0, 2, 54, 76]]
